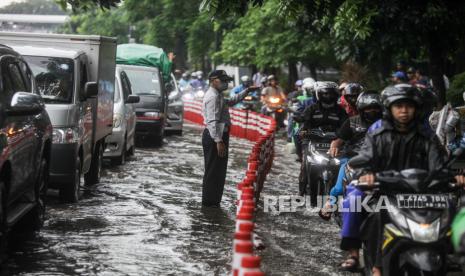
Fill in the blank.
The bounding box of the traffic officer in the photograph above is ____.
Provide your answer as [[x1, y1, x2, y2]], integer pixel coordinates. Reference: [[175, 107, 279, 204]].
[[201, 70, 258, 207]]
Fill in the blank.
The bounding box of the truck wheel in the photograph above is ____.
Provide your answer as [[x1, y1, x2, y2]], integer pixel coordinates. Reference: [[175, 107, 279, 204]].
[[85, 143, 103, 185], [112, 140, 126, 166], [19, 158, 48, 231], [60, 155, 80, 203], [153, 136, 163, 147]]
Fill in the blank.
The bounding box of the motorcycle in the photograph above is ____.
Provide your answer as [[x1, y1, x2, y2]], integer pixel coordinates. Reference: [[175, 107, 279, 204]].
[[302, 127, 341, 204], [263, 95, 286, 128], [236, 93, 260, 112], [352, 149, 463, 276]]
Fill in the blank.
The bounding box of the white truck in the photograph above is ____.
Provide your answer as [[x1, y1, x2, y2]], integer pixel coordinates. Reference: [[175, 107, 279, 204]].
[[0, 32, 116, 202]]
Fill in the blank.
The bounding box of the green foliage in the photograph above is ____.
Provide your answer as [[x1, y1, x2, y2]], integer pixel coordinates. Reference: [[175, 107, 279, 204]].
[[56, 0, 120, 11], [447, 72, 465, 106], [187, 13, 215, 68], [0, 0, 65, 14], [61, 8, 129, 43], [215, 0, 336, 71]]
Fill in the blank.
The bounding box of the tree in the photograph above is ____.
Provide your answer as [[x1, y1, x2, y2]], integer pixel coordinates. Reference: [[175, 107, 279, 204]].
[[214, 0, 337, 88], [0, 0, 65, 14], [203, 0, 465, 105], [61, 8, 130, 43]]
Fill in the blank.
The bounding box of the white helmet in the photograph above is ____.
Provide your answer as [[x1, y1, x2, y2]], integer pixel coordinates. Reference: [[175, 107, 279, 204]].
[[240, 75, 250, 83], [191, 71, 198, 78], [302, 77, 316, 90], [196, 71, 203, 79]]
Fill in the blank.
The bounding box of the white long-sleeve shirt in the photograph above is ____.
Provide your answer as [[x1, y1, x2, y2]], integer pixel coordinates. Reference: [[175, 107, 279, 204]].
[[202, 86, 248, 142]]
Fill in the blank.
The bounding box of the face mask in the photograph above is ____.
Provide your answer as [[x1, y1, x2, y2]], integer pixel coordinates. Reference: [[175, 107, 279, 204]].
[[219, 81, 229, 91], [363, 110, 382, 123]]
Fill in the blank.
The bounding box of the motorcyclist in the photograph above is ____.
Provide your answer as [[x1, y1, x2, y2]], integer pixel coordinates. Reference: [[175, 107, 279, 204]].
[[295, 81, 348, 196], [260, 75, 285, 110], [286, 80, 303, 142], [345, 83, 465, 276], [320, 90, 383, 272], [231, 75, 253, 97], [190, 71, 206, 90], [178, 72, 191, 90], [290, 78, 315, 161], [340, 83, 363, 117]]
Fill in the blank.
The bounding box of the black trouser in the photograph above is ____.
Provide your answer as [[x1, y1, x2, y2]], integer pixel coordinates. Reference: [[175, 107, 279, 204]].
[[202, 129, 229, 206]]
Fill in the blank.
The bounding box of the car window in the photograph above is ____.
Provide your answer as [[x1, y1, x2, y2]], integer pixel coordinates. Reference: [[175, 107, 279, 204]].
[[24, 55, 74, 104], [8, 63, 27, 92], [18, 60, 33, 92], [0, 62, 15, 106], [114, 78, 121, 102], [124, 69, 161, 96], [121, 72, 132, 101]]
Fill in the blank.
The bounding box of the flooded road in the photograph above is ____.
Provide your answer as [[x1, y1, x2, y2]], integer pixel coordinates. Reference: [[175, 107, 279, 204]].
[[3, 124, 345, 276]]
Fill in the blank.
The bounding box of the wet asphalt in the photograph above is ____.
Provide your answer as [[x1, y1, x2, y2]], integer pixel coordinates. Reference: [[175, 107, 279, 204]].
[[1, 123, 351, 275]]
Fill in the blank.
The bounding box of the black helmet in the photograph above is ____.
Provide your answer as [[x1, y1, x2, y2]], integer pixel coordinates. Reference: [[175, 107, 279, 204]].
[[344, 83, 363, 107], [314, 81, 339, 106], [356, 90, 382, 111], [357, 90, 383, 124], [344, 83, 364, 95], [381, 84, 421, 109]]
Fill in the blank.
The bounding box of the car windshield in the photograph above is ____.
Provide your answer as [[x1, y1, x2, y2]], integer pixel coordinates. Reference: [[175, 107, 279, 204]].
[[124, 69, 161, 96], [24, 56, 74, 104]]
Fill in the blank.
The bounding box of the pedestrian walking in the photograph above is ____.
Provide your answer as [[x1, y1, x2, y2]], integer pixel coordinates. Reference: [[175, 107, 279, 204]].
[[201, 70, 258, 207]]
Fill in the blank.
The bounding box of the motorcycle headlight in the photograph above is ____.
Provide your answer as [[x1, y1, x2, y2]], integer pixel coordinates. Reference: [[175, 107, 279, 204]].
[[245, 96, 253, 101], [270, 97, 280, 104], [53, 127, 79, 144], [113, 113, 123, 128], [182, 93, 194, 101], [387, 204, 409, 230], [407, 218, 440, 243], [196, 90, 205, 98]]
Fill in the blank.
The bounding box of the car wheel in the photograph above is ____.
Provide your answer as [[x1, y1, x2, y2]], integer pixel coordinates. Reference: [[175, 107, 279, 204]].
[[153, 136, 163, 147], [0, 179, 8, 261], [112, 140, 126, 166], [20, 158, 48, 231], [60, 155, 80, 203], [84, 143, 103, 185]]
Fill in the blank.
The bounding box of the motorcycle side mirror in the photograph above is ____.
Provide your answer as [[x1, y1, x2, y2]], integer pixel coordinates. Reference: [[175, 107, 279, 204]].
[[347, 155, 370, 169], [452, 148, 464, 158]]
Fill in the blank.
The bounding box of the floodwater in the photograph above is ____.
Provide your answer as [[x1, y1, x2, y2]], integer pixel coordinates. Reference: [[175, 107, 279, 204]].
[[2, 124, 348, 275]]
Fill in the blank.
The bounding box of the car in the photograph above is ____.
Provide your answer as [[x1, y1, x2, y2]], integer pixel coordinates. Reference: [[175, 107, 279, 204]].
[[3, 33, 117, 203], [117, 64, 167, 147], [166, 73, 184, 135], [104, 68, 140, 165], [0, 45, 52, 253]]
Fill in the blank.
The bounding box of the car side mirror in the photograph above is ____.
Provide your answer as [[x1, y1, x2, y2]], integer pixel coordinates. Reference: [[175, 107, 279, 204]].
[[165, 83, 174, 92], [125, 95, 140, 104], [7, 92, 44, 116], [84, 81, 98, 99]]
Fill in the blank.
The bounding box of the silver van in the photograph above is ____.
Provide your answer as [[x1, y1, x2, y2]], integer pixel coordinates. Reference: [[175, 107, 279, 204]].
[[104, 68, 139, 165]]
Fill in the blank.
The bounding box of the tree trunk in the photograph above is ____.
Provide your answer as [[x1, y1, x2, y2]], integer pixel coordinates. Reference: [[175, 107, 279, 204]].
[[429, 37, 447, 106], [288, 61, 298, 92], [174, 32, 187, 70], [308, 64, 317, 80]]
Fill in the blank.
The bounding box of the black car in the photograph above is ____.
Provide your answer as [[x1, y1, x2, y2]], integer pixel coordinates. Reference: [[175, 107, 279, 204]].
[[117, 64, 167, 147], [0, 45, 52, 255]]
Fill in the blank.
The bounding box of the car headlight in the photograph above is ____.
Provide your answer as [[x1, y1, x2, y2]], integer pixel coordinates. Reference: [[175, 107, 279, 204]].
[[53, 127, 79, 144], [143, 112, 160, 119], [407, 218, 440, 243], [113, 113, 123, 128]]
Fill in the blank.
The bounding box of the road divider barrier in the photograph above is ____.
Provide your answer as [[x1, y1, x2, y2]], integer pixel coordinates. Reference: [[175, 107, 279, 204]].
[[184, 100, 276, 275]]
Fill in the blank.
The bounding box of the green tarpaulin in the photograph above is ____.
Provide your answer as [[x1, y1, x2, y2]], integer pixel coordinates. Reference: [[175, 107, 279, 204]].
[[116, 43, 172, 83]]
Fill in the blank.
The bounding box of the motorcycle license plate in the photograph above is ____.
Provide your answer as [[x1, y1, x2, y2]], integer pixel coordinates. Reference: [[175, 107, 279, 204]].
[[396, 194, 449, 209], [315, 143, 330, 150]]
